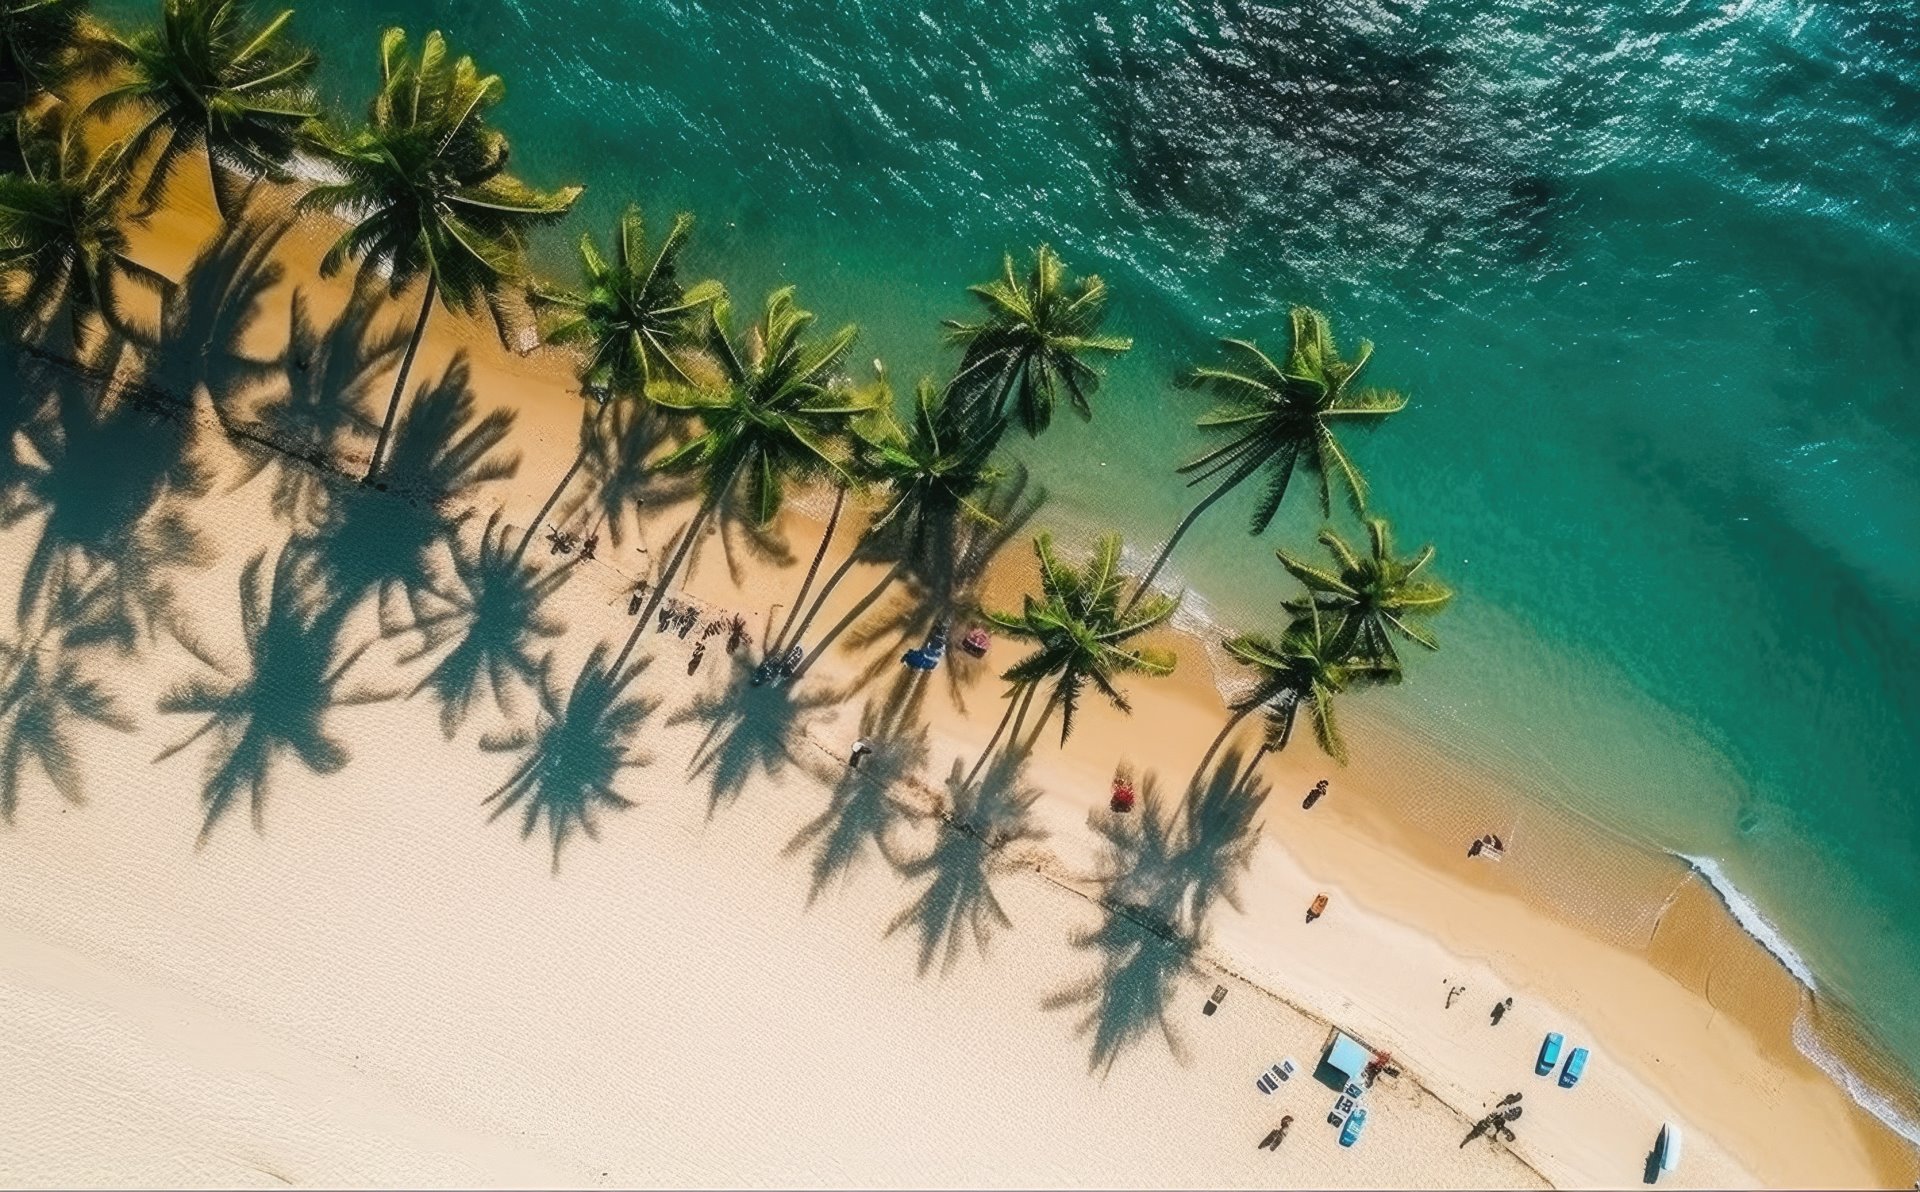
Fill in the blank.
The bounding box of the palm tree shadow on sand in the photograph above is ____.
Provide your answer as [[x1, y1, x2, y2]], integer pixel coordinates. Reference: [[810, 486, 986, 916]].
[[295, 352, 519, 635], [479, 645, 655, 874], [1043, 750, 1269, 1073], [128, 204, 289, 427], [244, 283, 407, 529], [668, 649, 839, 817], [8, 343, 211, 653], [155, 547, 385, 842], [885, 751, 1046, 976], [403, 509, 570, 739], [782, 668, 932, 903], [0, 590, 136, 823], [840, 464, 1045, 712], [559, 396, 695, 554]]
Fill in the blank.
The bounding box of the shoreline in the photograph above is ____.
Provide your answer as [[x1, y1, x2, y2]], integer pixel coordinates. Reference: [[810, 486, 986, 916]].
[[0, 167, 1913, 1186]]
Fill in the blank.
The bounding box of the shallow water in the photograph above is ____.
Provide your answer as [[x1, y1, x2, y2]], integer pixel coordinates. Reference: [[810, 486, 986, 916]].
[[103, 0, 1920, 1098]]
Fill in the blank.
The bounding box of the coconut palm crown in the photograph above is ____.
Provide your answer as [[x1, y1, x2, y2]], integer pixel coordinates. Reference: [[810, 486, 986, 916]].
[[1280, 516, 1451, 675], [85, 0, 317, 220], [649, 285, 871, 526], [1177, 306, 1405, 528], [299, 27, 581, 481], [1, 0, 88, 121], [984, 532, 1177, 744], [1223, 605, 1361, 764], [0, 113, 168, 340], [532, 203, 723, 398], [944, 245, 1131, 438]]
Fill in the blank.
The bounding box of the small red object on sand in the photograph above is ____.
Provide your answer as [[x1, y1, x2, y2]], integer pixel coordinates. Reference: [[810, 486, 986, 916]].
[[962, 627, 990, 656], [1110, 779, 1135, 813]]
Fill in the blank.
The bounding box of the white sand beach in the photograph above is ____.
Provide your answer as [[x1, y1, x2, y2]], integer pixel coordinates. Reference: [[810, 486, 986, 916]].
[[0, 172, 1914, 1190]]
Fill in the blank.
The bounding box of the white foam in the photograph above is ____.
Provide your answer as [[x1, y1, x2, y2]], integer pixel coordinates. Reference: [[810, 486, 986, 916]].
[[1677, 853, 1818, 988], [1792, 1010, 1920, 1149]]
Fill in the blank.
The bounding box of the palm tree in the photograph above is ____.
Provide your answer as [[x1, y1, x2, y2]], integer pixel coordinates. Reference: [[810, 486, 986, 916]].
[[481, 643, 653, 873], [1, 0, 89, 156], [519, 204, 721, 562], [0, 113, 170, 345], [1279, 516, 1452, 676], [972, 532, 1176, 784], [611, 285, 871, 671], [785, 374, 999, 678], [943, 245, 1131, 439], [85, 0, 317, 220], [1127, 307, 1406, 610], [299, 28, 580, 484], [1221, 606, 1368, 767], [766, 361, 891, 659]]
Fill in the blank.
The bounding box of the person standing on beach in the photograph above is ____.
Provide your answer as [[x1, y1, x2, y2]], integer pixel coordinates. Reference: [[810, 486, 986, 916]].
[[850, 739, 874, 769], [1490, 996, 1513, 1025]]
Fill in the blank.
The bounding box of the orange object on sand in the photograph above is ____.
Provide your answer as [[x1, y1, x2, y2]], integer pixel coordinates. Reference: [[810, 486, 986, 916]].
[[1307, 893, 1330, 923]]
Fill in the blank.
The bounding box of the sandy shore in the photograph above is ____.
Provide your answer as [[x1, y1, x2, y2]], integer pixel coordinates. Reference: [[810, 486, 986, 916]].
[[0, 170, 1914, 1188]]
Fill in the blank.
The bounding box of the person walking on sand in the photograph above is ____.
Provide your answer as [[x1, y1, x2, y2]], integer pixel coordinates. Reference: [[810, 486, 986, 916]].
[[688, 641, 706, 675], [1490, 996, 1513, 1025], [850, 738, 874, 770]]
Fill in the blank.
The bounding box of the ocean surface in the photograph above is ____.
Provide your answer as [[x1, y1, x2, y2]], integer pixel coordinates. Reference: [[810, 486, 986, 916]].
[[105, 0, 1920, 1111]]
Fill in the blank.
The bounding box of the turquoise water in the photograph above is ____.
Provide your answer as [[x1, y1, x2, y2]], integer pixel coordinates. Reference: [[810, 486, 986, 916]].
[[107, 0, 1920, 1105]]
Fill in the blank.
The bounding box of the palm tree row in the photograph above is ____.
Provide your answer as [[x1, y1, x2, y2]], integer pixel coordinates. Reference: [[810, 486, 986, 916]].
[[0, 0, 1455, 849]]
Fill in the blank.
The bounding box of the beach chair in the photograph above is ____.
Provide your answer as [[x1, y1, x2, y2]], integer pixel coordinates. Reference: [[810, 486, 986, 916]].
[[1536, 1032, 1564, 1076], [1559, 1046, 1590, 1088], [1339, 1106, 1368, 1147]]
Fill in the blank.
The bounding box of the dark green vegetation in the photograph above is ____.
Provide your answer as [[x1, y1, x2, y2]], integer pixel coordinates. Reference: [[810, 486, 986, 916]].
[[0, 0, 1452, 1070]]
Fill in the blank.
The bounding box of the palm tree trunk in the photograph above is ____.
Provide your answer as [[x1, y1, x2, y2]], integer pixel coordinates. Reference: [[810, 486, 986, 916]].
[[366, 277, 437, 485], [1192, 700, 1260, 788], [609, 487, 719, 676], [788, 557, 905, 682], [785, 538, 867, 651], [1021, 684, 1065, 752], [964, 681, 1032, 790], [513, 400, 607, 563], [1122, 458, 1261, 616], [771, 484, 845, 656]]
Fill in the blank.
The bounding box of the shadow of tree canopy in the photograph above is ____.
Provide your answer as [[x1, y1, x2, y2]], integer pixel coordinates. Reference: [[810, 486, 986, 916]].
[[782, 668, 931, 904], [479, 644, 655, 874], [842, 464, 1046, 710], [0, 594, 135, 823], [403, 509, 569, 739], [295, 353, 518, 633], [156, 547, 382, 841], [1044, 750, 1270, 1073], [885, 751, 1046, 975], [8, 343, 210, 651], [667, 649, 840, 816], [560, 396, 694, 550], [0, 318, 58, 518], [247, 285, 405, 530], [130, 207, 288, 425]]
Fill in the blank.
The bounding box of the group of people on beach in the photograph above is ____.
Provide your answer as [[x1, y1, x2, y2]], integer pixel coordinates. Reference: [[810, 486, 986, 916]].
[[544, 522, 600, 562], [623, 579, 752, 676]]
